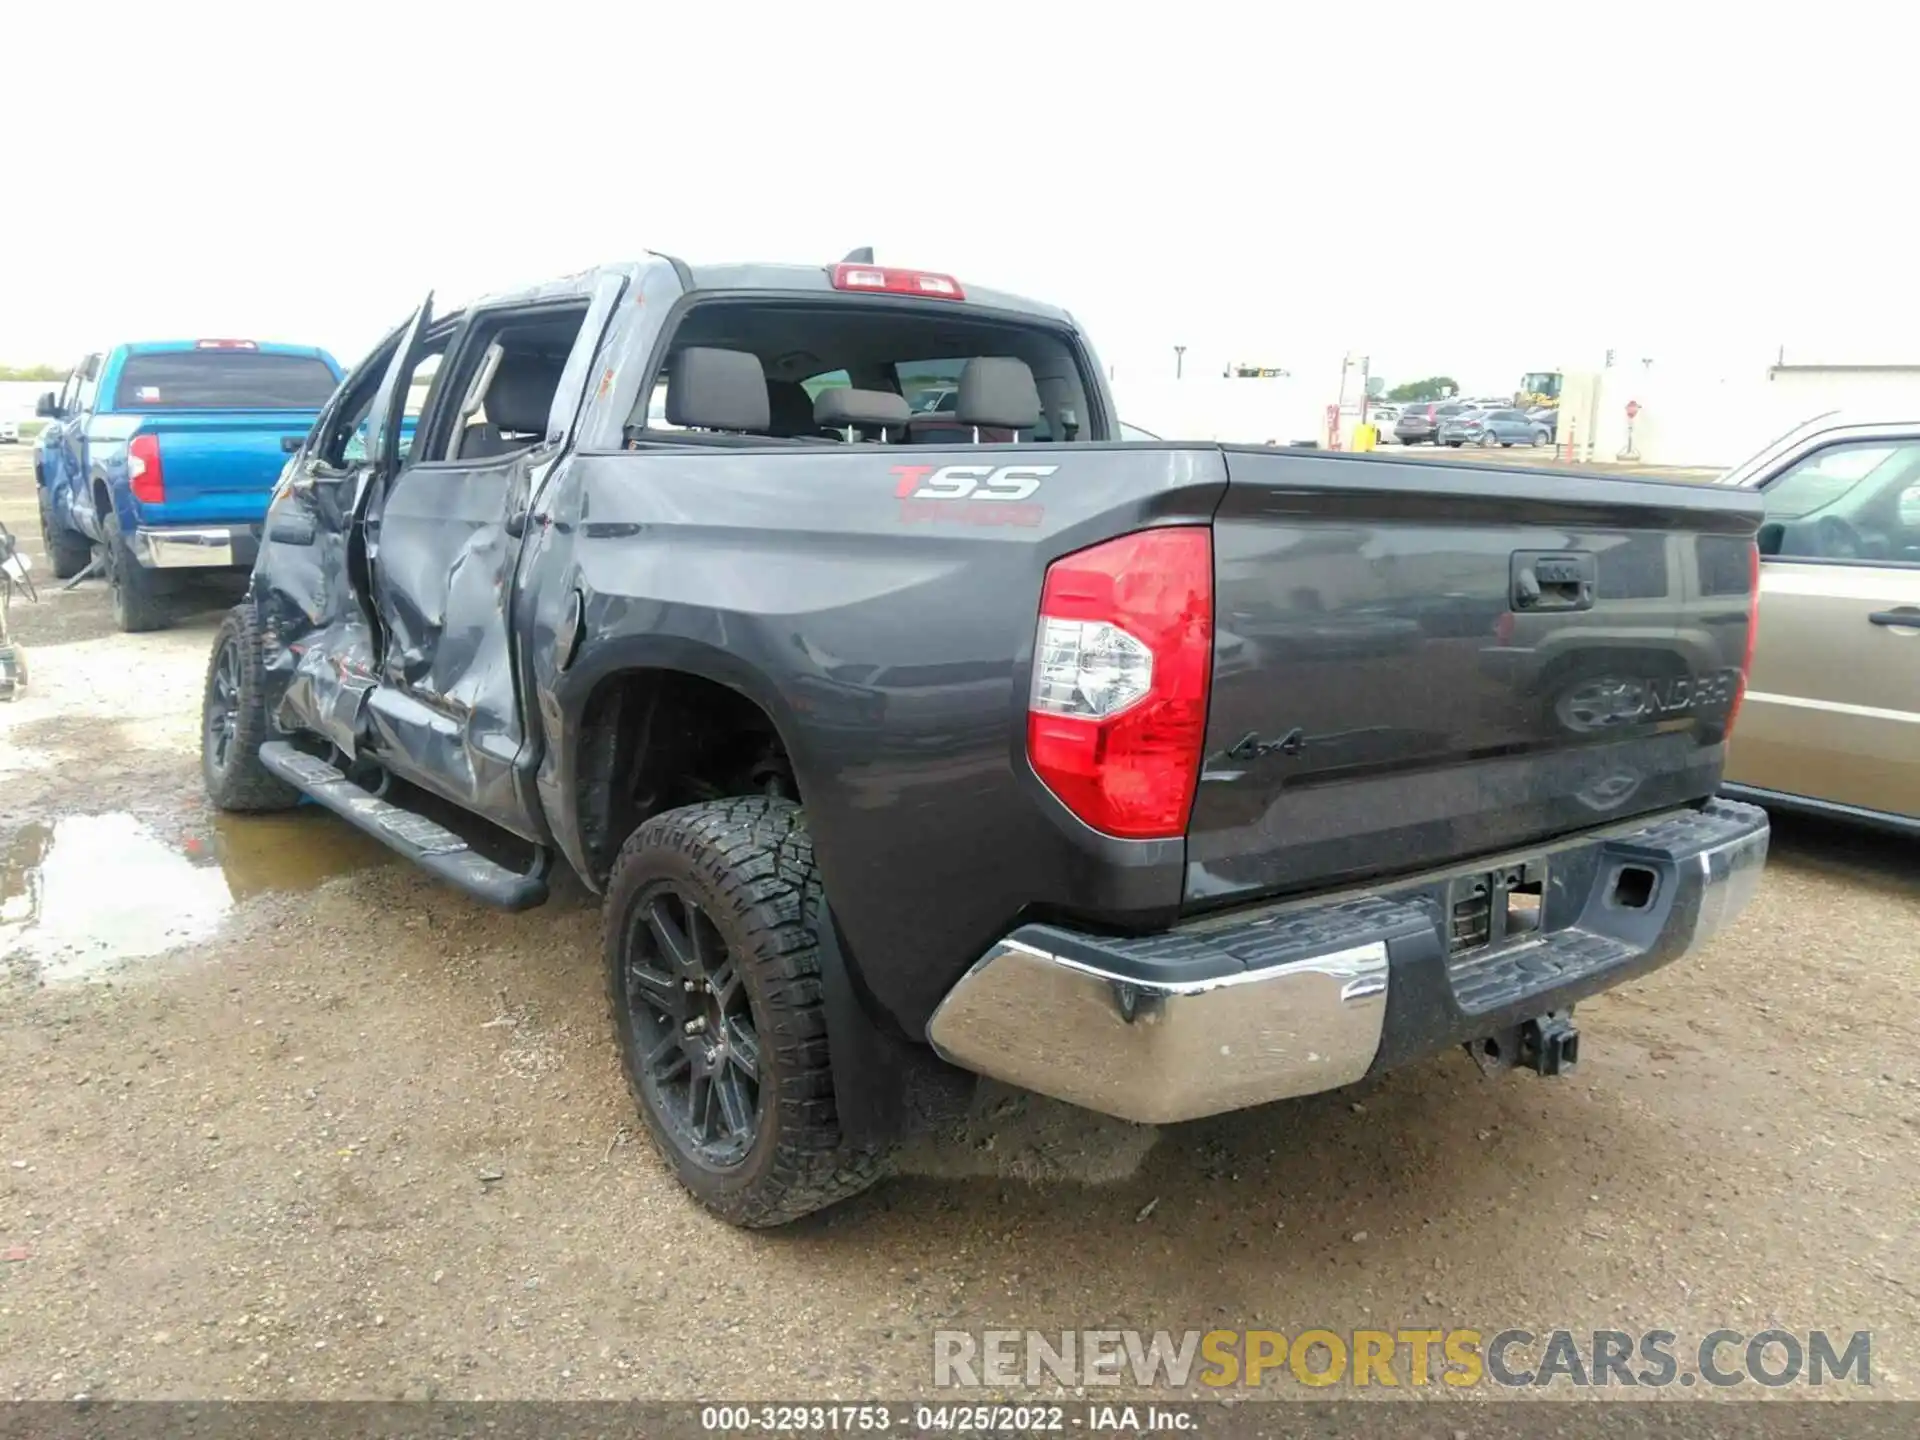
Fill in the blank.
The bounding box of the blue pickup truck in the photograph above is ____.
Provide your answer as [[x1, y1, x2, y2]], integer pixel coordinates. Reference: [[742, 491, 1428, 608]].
[[35, 339, 344, 631]]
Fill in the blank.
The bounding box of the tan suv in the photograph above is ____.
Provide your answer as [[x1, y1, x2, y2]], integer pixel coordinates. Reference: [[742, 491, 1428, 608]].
[[1717, 413, 1920, 830]]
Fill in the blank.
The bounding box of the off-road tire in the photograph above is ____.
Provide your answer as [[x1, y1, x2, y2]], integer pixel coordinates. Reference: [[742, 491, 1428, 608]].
[[603, 796, 886, 1227], [104, 509, 170, 632], [37, 487, 90, 580], [201, 605, 300, 812]]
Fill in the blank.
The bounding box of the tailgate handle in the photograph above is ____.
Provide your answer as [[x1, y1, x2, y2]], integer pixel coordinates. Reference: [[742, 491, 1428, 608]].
[[1511, 551, 1596, 612]]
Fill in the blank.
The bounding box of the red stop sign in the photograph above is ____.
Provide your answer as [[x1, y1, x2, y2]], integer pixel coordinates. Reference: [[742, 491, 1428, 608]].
[[1625, 400, 1642, 419]]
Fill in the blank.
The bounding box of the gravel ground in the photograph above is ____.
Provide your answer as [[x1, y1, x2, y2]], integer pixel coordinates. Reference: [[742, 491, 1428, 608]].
[[1, 447, 1915, 1405]]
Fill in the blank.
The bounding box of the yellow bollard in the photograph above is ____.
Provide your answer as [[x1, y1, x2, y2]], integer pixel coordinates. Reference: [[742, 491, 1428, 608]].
[[1351, 422, 1377, 452]]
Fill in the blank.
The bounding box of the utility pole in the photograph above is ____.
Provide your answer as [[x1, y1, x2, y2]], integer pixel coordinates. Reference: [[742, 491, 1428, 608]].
[[1174, 345, 1186, 380]]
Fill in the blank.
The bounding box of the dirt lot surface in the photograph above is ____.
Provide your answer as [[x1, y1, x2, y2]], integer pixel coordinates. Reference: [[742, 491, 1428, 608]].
[[1, 446, 1915, 1405]]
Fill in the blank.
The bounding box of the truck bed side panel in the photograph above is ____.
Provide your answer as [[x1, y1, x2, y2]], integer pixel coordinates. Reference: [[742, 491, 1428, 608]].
[[1189, 449, 1764, 909], [526, 443, 1228, 1033]]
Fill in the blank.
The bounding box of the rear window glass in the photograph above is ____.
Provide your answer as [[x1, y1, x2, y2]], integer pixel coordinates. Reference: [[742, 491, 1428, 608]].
[[633, 300, 1097, 445], [895, 361, 964, 412], [115, 352, 338, 409], [895, 360, 1050, 433]]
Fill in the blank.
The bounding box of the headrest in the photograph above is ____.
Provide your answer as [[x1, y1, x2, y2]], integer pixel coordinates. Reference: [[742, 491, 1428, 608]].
[[814, 388, 912, 432], [484, 352, 564, 435], [906, 414, 1013, 445], [956, 357, 1041, 431], [766, 379, 817, 436], [666, 347, 769, 432]]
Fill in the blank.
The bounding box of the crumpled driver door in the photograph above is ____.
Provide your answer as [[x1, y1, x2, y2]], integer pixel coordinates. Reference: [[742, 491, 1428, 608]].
[[256, 295, 433, 760]]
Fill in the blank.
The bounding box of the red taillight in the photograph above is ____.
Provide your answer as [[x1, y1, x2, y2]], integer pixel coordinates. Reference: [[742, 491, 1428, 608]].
[[1026, 527, 1213, 839], [829, 263, 965, 300], [1726, 540, 1761, 736], [128, 433, 165, 505]]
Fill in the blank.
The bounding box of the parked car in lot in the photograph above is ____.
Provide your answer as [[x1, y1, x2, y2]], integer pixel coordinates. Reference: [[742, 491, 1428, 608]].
[[1716, 413, 1920, 831], [1438, 406, 1553, 449], [1393, 399, 1473, 444], [199, 252, 1767, 1227], [34, 340, 345, 631], [0, 418, 20, 445], [1364, 404, 1400, 442]]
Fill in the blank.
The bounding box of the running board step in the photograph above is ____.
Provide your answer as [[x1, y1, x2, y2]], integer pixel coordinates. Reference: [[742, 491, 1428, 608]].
[[258, 741, 550, 911]]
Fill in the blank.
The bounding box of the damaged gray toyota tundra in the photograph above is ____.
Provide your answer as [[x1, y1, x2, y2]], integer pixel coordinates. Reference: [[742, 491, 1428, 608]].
[[200, 254, 1770, 1227]]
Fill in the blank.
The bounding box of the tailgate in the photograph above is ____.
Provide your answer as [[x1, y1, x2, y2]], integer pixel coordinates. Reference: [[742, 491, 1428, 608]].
[[132, 411, 316, 524], [1187, 449, 1763, 908]]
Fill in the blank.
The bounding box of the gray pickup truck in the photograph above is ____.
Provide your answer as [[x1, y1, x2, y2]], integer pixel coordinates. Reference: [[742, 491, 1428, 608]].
[[200, 253, 1770, 1227]]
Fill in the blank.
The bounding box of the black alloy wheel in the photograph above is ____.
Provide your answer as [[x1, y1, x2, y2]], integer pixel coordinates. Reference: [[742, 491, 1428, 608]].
[[206, 634, 242, 773], [620, 883, 762, 1168]]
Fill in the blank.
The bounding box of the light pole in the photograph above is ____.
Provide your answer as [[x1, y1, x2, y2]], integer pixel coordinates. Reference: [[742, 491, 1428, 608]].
[[1174, 345, 1186, 380]]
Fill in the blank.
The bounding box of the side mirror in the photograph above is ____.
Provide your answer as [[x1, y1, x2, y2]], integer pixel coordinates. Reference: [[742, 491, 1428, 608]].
[[35, 392, 60, 419]]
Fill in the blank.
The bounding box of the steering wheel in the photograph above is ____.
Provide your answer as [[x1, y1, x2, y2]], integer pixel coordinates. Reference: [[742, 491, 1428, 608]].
[[1815, 514, 1863, 559]]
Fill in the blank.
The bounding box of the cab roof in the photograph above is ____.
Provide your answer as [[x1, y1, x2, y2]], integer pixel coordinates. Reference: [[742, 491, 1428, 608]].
[[682, 261, 1075, 326], [116, 339, 338, 361]]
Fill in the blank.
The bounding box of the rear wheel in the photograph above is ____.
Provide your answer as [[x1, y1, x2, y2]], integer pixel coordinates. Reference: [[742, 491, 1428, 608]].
[[202, 605, 301, 812], [1531, 429, 1549, 447], [104, 510, 170, 632], [36, 487, 90, 581], [604, 796, 885, 1227]]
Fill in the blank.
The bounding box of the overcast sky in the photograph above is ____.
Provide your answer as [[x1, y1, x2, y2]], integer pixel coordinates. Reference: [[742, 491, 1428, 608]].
[[11, 2, 1918, 395]]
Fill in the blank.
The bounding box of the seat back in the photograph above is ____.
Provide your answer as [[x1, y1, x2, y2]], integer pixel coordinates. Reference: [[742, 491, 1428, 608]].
[[665, 347, 770, 432], [814, 387, 911, 441], [766, 379, 818, 437], [455, 352, 565, 460]]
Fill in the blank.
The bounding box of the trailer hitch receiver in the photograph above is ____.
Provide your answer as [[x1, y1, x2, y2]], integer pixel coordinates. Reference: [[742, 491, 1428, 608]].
[[1519, 1012, 1580, 1076], [1468, 1009, 1579, 1078]]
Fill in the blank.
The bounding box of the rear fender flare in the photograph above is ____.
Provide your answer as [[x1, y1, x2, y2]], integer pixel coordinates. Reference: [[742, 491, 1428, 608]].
[[553, 635, 952, 1143], [549, 632, 821, 883]]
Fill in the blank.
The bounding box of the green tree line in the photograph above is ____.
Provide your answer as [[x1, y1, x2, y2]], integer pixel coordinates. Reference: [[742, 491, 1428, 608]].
[[0, 364, 64, 382], [1384, 376, 1460, 402]]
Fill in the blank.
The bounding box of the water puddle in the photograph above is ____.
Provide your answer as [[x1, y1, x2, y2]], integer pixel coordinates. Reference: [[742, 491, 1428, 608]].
[[1, 808, 391, 983]]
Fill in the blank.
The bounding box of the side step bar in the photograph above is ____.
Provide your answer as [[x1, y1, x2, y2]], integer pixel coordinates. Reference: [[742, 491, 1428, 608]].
[[258, 741, 551, 911]]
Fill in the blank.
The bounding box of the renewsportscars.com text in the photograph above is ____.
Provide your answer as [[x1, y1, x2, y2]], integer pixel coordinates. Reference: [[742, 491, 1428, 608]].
[[933, 1328, 1872, 1391]]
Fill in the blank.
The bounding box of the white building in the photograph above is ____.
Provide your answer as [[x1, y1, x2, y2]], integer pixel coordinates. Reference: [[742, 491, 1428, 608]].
[[1555, 351, 1920, 469]]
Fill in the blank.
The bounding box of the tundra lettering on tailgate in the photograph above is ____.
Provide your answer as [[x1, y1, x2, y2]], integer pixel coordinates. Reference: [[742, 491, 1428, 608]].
[[891, 464, 1054, 527]]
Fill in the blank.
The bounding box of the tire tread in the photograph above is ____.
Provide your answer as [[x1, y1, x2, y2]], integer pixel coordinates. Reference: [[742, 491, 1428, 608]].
[[36, 488, 90, 581], [603, 797, 884, 1227], [106, 511, 170, 633], [202, 605, 301, 812]]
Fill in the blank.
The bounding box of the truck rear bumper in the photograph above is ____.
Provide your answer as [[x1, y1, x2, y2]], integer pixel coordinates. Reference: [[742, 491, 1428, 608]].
[[926, 799, 1769, 1124], [134, 525, 258, 570]]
